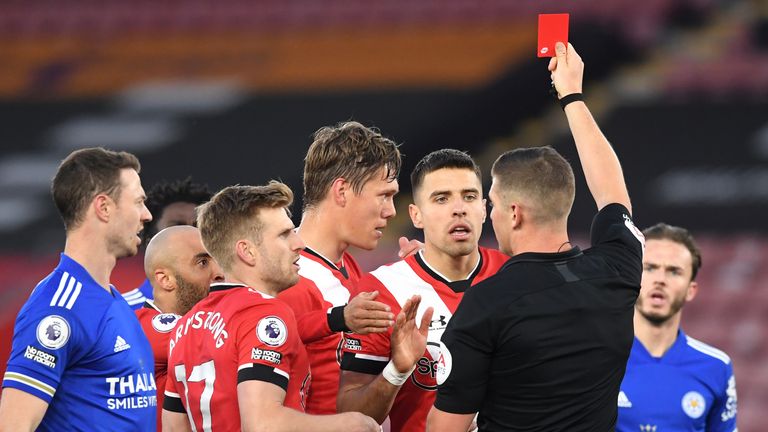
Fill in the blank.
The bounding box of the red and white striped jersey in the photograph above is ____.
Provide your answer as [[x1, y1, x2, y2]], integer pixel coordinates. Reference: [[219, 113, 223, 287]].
[[341, 247, 508, 432], [278, 247, 362, 414]]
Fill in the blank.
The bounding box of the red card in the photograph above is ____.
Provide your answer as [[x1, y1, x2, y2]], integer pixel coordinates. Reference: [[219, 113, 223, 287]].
[[537, 13, 569, 58]]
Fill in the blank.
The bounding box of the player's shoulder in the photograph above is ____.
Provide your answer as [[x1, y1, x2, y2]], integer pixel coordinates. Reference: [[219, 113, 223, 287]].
[[136, 304, 181, 334], [479, 247, 510, 271], [26, 264, 110, 322], [683, 334, 732, 367]]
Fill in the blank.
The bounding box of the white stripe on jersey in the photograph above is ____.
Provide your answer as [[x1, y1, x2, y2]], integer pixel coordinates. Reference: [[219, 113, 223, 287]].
[[297, 255, 350, 307], [686, 336, 731, 365], [122, 288, 144, 301], [165, 390, 181, 398], [4, 371, 56, 397], [49, 272, 70, 306], [370, 260, 454, 343], [49, 273, 82, 310], [274, 368, 289, 379], [356, 353, 389, 362], [64, 282, 82, 309], [56, 276, 76, 308], [125, 295, 147, 306]]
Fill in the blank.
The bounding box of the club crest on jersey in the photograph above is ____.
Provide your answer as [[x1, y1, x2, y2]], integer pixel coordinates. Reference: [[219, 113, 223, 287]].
[[152, 313, 180, 333], [434, 340, 453, 386], [681, 391, 706, 419], [257, 316, 287, 347], [36, 315, 70, 350]]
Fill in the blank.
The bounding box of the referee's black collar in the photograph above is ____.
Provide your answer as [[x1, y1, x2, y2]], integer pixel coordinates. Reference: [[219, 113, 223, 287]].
[[501, 246, 583, 271], [209, 282, 247, 293]]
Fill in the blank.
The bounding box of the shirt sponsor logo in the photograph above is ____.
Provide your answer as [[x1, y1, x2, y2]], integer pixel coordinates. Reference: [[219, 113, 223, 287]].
[[618, 390, 633, 408], [434, 340, 453, 386], [105, 373, 157, 410], [114, 335, 131, 353], [24, 345, 57, 368], [152, 313, 180, 333], [681, 391, 706, 419], [251, 347, 282, 365], [257, 316, 287, 347], [344, 337, 362, 351], [412, 341, 442, 391], [35, 315, 70, 350]]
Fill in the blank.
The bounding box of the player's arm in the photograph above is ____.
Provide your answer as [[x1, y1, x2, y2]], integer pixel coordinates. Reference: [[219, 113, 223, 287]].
[[0, 388, 48, 431], [337, 296, 433, 423], [281, 282, 393, 343], [550, 42, 631, 214], [426, 408, 474, 432], [238, 380, 379, 432], [706, 367, 737, 432], [161, 410, 192, 432]]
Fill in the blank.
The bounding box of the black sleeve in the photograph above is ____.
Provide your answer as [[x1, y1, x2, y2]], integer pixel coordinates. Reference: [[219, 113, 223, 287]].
[[589, 203, 644, 286], [163, 392, 186, 413], [328, 305, 349, 333], [434, 287, 495, 414], [237, 362, 289, 391]]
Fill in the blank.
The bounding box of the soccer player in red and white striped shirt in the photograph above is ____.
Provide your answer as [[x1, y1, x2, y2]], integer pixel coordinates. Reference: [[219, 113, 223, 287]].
[[338, 149, 509, 432]]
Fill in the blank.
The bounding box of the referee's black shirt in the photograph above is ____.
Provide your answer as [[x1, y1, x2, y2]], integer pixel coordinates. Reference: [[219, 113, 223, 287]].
[[434, 204, 643, 432]]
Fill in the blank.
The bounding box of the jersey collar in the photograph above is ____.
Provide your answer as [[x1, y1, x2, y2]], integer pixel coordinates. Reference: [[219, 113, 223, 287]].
[[413, 249, 483, 293], [57, 253, 119, 297], [500, 246, 583, 270], [302, 246, 349, 279]]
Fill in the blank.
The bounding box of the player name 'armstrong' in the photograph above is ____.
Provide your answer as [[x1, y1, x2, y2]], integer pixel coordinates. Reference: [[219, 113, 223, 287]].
[[169, 310, 229, 356]]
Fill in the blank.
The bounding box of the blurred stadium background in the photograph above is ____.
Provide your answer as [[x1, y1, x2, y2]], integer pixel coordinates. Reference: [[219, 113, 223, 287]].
[[0, 0, 766, 428]]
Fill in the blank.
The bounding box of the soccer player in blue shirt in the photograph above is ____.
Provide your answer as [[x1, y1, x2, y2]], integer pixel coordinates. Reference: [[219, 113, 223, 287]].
[[0, 148, 157, 431], [618, 223, 738, 432]]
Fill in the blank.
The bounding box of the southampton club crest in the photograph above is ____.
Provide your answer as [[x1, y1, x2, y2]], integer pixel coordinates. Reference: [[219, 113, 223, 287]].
[[36, 315, 71, 350], [257, 316, 288, 347]]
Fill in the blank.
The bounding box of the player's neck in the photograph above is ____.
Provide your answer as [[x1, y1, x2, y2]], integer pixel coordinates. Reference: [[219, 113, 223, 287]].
[[508, 223, 570, 256], [298, 210, 347, 263], [421, 246, 480, 282], [64, 230, 116, 292], [225, 268, 279, 298], [634, 311, 682, 357], [153, 294, 177, 315]]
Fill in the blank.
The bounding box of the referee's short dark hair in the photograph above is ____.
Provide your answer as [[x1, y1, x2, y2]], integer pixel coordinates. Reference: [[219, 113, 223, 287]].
[[491, 146, 575, 224], [643, 223, 703, 280], [410, 149, 481, 197], [52, 147, 141, 231]]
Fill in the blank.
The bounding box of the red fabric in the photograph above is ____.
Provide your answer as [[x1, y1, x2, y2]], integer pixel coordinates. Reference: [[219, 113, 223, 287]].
[[135, 304, 179, 432], [347, 248, 509, 432], [166, 286, 310, 430], [278, 250, 361, 414]]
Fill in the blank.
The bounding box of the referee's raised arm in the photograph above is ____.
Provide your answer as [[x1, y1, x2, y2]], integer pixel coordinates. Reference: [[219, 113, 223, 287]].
[[549, 42, 632, 215]]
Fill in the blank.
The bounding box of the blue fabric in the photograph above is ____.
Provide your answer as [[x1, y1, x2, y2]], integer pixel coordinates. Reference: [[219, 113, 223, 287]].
[[617, 329, 737, 432], [3, 254, 156, 431]]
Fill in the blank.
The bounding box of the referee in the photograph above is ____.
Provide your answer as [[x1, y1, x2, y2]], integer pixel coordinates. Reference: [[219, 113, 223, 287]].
[[427, 42, 644, 432]]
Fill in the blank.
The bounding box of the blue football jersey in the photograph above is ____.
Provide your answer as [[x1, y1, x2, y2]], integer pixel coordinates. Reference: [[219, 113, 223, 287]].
[[122, 278, 154, 311], [3, 254, 156, 431], [617, 330, 737, 432]]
